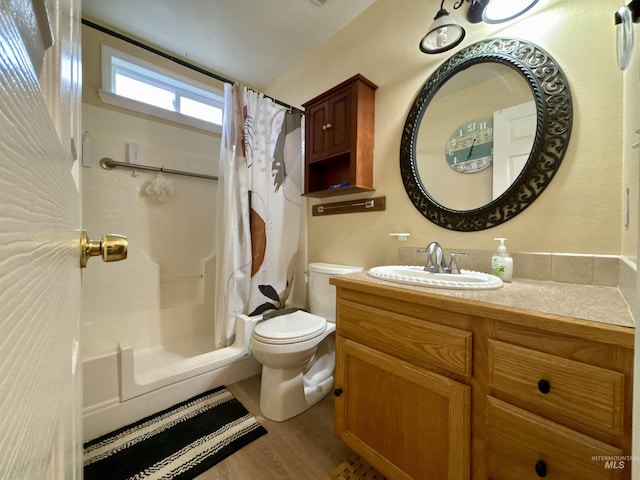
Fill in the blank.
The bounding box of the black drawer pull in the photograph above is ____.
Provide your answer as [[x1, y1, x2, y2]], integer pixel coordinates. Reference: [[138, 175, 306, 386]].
[[538, 379, 551, 394], [334, 388, 343, 397], [535, 460, 547, 477]]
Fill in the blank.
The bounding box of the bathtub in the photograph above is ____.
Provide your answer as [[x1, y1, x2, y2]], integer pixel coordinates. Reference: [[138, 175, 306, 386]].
[[82, 314, 262, 441]]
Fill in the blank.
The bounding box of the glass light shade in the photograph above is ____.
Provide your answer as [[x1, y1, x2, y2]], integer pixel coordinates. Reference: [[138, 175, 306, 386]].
[[616, 6, 634, 70], [482, 0, 539, 24], [467, 0, 489, 23], [419, 10, 466, 54]]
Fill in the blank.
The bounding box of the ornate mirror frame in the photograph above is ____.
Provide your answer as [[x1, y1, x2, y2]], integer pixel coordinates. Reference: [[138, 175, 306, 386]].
[[400, 38, 573, 231]]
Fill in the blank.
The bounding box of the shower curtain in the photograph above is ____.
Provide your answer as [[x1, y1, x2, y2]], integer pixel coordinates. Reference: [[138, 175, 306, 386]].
[[214, 83, 303, 348]]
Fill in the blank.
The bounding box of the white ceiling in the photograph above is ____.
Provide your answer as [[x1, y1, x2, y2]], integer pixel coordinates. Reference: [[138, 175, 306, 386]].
[[82, 0, 377, 90]]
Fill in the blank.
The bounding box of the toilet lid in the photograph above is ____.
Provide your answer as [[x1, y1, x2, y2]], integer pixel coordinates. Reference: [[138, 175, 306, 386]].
[[253, 311, 326, 344]]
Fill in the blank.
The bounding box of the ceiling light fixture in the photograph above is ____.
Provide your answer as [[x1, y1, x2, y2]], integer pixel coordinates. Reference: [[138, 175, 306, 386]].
[[466, 0, 490, 23], [481, 0, 539, 24], [419, 0, 466, 54]]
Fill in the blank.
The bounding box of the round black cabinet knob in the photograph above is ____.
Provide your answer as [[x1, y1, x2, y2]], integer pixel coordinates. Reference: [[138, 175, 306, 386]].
[[538, 379, 551, 394], [333, 388, 343, 397], [535, 460, 548, 477]]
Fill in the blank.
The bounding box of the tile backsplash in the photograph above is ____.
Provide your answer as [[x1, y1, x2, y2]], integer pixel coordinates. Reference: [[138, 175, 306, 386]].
[[397, 247, 636, 320], [398, 247, 634, 289]]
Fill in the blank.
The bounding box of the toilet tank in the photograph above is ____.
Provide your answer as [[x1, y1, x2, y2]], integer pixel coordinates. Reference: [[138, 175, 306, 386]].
[[308, 262, 363, 323]]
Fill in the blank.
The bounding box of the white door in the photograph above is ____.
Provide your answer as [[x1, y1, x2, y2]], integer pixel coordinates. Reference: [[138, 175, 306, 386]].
[[492, 101, 536, 199], [0, 1, 83, 479]]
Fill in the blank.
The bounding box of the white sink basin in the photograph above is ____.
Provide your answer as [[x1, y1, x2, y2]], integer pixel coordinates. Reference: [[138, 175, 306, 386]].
[[367, 265, 504, 290]]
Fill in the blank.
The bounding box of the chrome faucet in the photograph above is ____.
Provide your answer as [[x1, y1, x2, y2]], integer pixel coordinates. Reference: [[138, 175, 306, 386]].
[[424, 242, 445, 273], [424, 242, 467, 274]]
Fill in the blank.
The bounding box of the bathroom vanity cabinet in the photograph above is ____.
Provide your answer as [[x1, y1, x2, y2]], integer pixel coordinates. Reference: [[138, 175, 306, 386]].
[[331, 275, 634, 480], [302, 74, 377, 197]]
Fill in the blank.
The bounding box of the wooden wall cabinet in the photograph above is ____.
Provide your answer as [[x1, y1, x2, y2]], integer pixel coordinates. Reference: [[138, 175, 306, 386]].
[[302, 74, 377, 197], [331, 278, 634, 480]]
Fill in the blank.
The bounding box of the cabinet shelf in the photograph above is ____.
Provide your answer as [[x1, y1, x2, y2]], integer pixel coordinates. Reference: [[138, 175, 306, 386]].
[[306, 152, 349, 165], [302, 74, 377, 197]]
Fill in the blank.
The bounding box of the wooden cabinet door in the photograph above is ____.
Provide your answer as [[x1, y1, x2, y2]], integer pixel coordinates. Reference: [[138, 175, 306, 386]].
[[306, 88, 353, 162], [324, 88, 352, 156], [335, 337, 470, 480], [306, 101, 330, 162]]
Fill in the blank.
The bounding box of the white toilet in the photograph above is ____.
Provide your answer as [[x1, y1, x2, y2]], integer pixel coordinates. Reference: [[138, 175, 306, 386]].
[[249, 262, 363, 421]]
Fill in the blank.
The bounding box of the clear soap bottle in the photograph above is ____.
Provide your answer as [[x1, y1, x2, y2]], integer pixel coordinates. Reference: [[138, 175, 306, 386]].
[[491, 237, 513, 282]]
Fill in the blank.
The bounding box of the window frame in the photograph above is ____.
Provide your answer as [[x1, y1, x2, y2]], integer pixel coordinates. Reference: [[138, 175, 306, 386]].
[[99, 45, 223, 133]]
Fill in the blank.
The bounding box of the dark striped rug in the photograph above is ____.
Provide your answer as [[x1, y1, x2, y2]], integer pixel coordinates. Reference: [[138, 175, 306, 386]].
[[83, 386, 267, 480]]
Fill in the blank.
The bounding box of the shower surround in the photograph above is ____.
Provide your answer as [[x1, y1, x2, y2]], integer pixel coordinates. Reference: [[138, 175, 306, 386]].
[[81, 104, 260, 440]]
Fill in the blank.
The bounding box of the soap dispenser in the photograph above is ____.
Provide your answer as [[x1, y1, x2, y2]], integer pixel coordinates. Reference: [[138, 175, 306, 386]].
[[491, 238, 513, 282]]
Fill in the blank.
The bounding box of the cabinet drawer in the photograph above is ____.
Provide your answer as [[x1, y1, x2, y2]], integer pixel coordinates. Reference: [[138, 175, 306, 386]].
[[487, 397, 626, 480], [337, 299, 472, 377], [489, 340, 624, 439]]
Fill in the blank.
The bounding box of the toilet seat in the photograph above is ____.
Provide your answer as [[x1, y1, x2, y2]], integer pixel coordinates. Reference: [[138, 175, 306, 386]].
[[253, 310, 326, 345]]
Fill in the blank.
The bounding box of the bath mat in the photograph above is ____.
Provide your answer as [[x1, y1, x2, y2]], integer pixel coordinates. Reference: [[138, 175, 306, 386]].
[[326, 455, 387, 480], [83, 386, 267, 480]]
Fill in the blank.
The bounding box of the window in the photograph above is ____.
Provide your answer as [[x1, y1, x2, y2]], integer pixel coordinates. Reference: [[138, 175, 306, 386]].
[[100, 46, 224, 132]]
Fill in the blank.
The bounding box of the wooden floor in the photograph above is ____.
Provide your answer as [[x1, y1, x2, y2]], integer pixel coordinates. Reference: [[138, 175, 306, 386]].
[[195, 375, 353, 480]]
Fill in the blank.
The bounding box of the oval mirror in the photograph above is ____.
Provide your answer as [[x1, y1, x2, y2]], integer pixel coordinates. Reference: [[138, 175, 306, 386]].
[[400, 38, 573, 231]]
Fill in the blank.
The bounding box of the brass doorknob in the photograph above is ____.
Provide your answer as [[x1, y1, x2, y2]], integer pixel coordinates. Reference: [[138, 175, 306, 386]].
[[80, 229, 128, 268]]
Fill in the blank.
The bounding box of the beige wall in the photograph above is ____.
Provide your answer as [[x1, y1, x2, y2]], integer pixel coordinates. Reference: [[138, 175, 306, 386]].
[[266, 0, 625, 269], [625, 17, 640, 467], [623, 20, 640, 263]]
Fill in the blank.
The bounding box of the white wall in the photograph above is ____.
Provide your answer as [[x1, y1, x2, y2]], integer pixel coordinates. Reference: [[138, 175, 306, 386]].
[[80, 22, 225, 360], [81, 104, 219, 358]]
